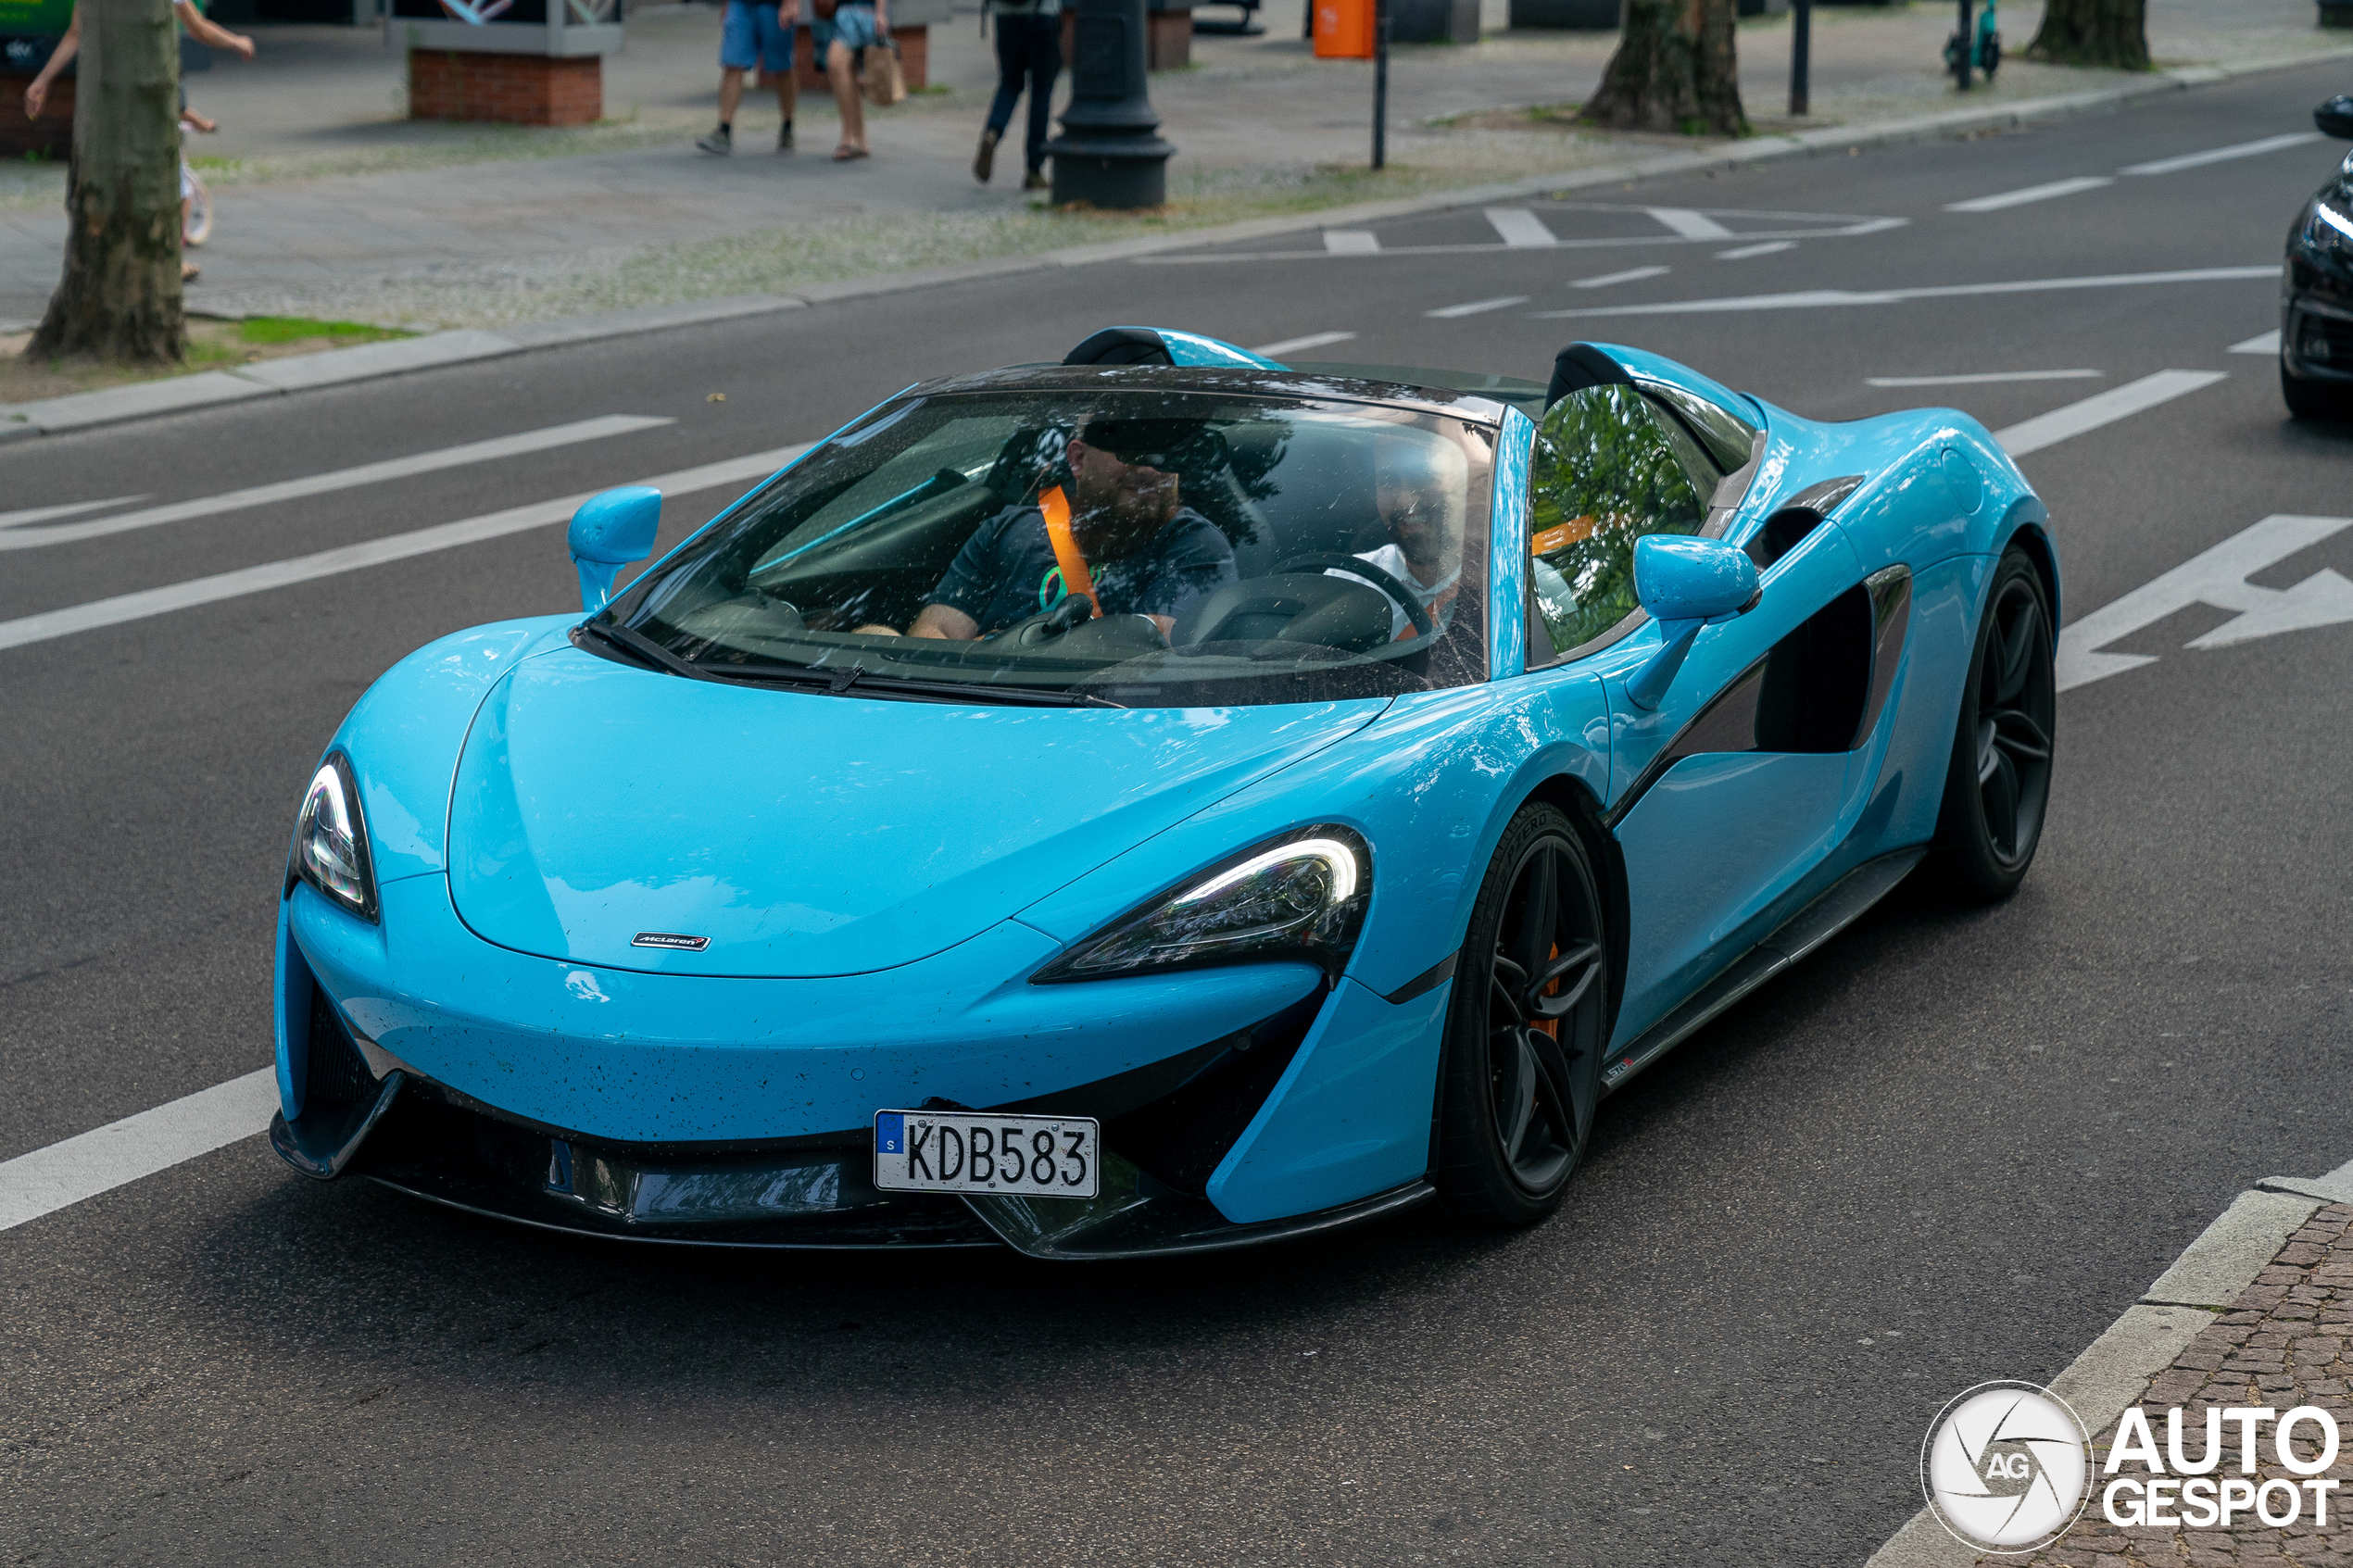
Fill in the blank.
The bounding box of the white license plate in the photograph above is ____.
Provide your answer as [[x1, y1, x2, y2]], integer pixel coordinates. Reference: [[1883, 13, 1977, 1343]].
[[873, 1110, 1099, 1198]]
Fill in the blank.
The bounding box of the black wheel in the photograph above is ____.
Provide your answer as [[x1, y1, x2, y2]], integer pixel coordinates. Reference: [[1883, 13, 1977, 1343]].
[[1924, 548, 2055, 902], [2282, 360, 2353, 421], [1434, 803, 1609, 1229]]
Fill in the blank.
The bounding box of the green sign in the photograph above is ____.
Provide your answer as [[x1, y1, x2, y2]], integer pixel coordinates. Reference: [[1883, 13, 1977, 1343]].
[[0, 0, 74, 36]]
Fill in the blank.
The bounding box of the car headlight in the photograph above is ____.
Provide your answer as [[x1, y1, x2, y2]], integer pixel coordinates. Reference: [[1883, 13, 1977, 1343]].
[[2306, 199, 2353, 254], [1032, 826, 1370, 984], [286, 751, 378, 922]]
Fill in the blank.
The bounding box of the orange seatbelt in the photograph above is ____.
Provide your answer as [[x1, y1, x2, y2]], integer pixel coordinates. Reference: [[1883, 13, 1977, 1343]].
[[1038, 484, 1101, 619]]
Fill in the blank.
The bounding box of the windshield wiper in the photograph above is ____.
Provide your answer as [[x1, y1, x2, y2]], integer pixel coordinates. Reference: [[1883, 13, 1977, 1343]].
[[579, 620, 727, 683]]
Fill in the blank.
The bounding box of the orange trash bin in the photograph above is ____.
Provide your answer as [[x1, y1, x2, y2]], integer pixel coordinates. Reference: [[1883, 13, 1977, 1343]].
[[1313, 0, 1375, 58]]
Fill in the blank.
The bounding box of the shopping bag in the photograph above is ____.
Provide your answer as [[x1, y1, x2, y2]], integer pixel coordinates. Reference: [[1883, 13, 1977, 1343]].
[[862, 40, 907, 107]]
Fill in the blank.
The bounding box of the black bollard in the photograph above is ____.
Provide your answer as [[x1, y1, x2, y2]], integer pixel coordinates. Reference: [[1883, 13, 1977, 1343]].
[[1043, 0, 1178, 209], [1956, 0, 1973, 89], [1372, 0, 1389, 169], [1789, 0, 1810, 118]]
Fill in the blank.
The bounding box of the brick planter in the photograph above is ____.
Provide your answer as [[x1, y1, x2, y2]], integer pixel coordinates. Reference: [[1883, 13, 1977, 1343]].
[[0, 72, 71, 160], [408, 49, 601, 126]]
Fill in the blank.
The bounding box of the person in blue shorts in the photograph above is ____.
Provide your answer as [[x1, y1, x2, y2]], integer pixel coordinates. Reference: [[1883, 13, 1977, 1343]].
[[816, 0, 888, 160], [698, 0, 799, 155]]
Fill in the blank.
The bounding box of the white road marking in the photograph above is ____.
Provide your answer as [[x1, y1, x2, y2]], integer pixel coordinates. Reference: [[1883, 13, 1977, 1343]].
[[1539, 264, 2279, 318], [2122, 132, 2325, 177], [1426, 295, 1530, 319], [0, 415, 675, 554], [1141, 212, 1906, 266], [1945, 176, 2115, 212], [1993, 370, 2227, 458], [1646, 207, 1733, 239], [0, 1070, 278, 1233], [2230, 329, 2282, 356], [0, 495, 150, 529], [1865, 369, 2100, 387], [2057, 515, 2353, 691], [1252, 331, 1357, 357], [1573, 265, 1671, 289], [1718, 241, 1794, 260], [1322, 231, 1380, 255], [1484, 207, 1557, 247], [0, 444, 811, 655]]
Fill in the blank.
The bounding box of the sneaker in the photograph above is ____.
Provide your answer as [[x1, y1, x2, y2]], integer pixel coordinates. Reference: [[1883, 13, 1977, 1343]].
[[696, 124, 733, 155], [974, 126, 1000, 184], [777, 121, 795, 153], [1023, 169, 1049, 192]]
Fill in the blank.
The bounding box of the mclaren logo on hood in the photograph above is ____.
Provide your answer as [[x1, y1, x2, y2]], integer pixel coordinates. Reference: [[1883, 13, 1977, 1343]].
[[631, 932, 711, 951]]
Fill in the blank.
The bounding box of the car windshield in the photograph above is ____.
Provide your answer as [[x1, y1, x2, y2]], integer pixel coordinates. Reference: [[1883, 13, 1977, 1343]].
[[600, 386, 1495, 707]]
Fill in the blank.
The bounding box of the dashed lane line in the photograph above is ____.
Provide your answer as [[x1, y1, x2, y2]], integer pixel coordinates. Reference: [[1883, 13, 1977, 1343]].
[[1252, 331, 1357, 357], [0, 443, 812, 655], [0, 414, 675, 554], [1427, 296, 1530, 319], [2231, 329, 2283, 356], [1991, 370, 2228, 459], [1537, 264, 2279, 318], [0, 1070, 278, 1234], [1485, 208, 1558, 247], [1945, 175, 2116, 213], [1865, 370, 2100, 388], [1321, 231, 1380, 255], [1573, 265, 1671, 290], [1718, 241, 1794, 261], [0, 495, 150, 529], [2122, 131, 2324, 176]]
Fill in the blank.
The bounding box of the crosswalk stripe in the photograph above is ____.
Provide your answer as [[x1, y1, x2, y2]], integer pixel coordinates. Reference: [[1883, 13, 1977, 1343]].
[[1992, 370, 2227, 459], [1484, 208, 1557, 247], [0, 415, 674, 554], [1539, 264, 2279, 318], [2122, 132, 2324, 176], [1322, 231, 1381, 255], [0, 444, 811, 655], [1945, 176, 2114, 213], [1645, 207, 1733, 240]]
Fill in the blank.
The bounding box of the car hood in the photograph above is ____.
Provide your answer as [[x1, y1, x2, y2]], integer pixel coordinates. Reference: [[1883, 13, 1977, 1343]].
[[445, 648, 1388, 977]]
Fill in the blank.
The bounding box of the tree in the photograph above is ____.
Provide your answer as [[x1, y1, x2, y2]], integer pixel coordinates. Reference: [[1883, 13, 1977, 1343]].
[[1579, 0, 1746, 139], [2024, 0, 2149, 71], [29, 0, 184, 365]]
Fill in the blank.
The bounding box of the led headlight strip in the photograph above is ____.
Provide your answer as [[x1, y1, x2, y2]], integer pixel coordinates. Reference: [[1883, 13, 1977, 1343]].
[[287, 750, 379, 922]]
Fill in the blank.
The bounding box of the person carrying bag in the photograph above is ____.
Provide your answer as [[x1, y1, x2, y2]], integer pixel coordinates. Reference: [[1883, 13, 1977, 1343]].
[[815, 0, 889, 158]]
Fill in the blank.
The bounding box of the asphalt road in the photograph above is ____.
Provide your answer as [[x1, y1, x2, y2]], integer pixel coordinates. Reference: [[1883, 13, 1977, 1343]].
[[6, 59, 2352, 1567]]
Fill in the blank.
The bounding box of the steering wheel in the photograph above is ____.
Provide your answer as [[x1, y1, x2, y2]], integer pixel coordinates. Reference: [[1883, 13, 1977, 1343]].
[[1270, 554, 1438, 640]]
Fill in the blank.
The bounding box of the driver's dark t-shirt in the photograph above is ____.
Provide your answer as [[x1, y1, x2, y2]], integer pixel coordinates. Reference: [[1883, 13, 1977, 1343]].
[[927, 503, 1238, 634]]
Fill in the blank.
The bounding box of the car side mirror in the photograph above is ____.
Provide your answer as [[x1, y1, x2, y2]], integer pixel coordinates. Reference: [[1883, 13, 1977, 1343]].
[[567, 486, 663, 614], [2317, 96, 2353, 140], [1626, 534, 1761, 710]]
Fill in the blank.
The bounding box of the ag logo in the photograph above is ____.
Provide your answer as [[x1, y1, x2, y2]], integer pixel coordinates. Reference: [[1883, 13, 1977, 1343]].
[[1921, 1381, 2092, 1554]]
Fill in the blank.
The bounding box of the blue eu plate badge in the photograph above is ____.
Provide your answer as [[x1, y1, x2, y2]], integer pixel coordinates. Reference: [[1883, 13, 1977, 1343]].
[[875, 1111, 906, 1157]]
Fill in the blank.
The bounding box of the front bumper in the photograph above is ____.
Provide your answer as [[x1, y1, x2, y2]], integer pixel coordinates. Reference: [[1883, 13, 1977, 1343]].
[[2284, 254, 2353, 383], [275, 878, 1449, 1256]]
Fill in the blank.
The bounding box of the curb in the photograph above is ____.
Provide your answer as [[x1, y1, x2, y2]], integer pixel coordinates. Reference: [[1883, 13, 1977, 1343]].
[[1863, 1156, 2353, 1568], [5, 44, 2349, 445]]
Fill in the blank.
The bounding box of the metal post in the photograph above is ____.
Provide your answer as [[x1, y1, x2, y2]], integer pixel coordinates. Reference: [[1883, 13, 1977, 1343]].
[[1372, 0, 1389, 170], [1042, 0, 1177, 209], [1956, 0, 1972, 89], [1789, 0, 1810, 118]]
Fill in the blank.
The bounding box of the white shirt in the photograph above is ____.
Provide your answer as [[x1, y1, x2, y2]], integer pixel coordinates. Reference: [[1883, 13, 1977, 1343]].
[[1329, 542, 1460, 641]]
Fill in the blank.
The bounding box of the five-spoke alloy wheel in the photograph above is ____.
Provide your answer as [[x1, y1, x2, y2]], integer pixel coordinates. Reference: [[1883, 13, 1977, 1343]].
[[1928, 546, 2057, 901], [1434, 803, 1611, 1228]]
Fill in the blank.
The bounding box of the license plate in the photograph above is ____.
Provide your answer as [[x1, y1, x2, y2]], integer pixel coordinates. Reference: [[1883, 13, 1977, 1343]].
[[873, 1110, 1099, 1198]]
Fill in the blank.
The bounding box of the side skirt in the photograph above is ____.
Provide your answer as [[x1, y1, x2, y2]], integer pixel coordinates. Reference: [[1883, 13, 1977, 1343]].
[[1598, 847, 1926, 1095]]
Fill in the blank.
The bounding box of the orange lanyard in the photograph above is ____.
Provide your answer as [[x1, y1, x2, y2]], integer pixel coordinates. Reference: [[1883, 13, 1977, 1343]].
[[1038, 485, 1101, 619]]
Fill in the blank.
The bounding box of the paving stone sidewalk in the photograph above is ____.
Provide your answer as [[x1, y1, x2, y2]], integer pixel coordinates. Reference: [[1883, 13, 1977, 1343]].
[[1990, 1203, 2353, 1568]]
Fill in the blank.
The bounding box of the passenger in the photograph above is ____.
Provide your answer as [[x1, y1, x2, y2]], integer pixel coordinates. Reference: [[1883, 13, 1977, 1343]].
[[1333, 433, 1468, 640], [892, 419, 1238, 641]]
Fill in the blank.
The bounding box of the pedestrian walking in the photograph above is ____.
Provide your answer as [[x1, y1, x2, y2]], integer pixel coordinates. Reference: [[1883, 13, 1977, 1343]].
[[698, 0, 799, 155], [974, 0, 1059, 191], [814, 0, 888, 161]]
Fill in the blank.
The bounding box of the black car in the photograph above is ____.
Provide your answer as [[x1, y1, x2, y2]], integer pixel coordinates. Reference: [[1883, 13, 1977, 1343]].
[[2284, 96, 2353, 420]]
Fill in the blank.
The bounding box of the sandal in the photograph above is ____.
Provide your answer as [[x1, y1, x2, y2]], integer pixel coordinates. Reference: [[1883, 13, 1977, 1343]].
[[832, 144, 869, 162]]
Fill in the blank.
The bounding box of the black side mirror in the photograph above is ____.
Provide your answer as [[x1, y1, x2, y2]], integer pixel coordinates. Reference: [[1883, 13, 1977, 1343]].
[[2317, 96, 2353, 140]]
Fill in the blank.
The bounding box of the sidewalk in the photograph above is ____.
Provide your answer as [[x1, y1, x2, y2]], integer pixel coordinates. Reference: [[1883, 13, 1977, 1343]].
[[1990, 1201, 2353, 1568], [3, 0, 2346, 333]]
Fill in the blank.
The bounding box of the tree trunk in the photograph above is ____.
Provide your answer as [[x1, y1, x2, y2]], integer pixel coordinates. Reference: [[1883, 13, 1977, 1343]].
[[2024, 0, 2149, 70], [1580, 0, 1747, 138], [28, 0, 184, 365]]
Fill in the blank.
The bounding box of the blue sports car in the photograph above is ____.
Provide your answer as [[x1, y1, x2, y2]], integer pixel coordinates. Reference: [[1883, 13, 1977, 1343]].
[[271, 327, 2059, 1258]]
